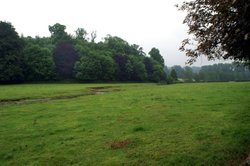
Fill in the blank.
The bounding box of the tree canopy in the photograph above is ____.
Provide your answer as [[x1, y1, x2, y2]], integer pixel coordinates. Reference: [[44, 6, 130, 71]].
[[0, 21, 167, 83], [178, 0, 250, 65], [149, 47, 165, 67], [49, 23, 71, 43], [2, 20, 249, 84], [23, 44, 55, 81], [0, 21, 24, 83]]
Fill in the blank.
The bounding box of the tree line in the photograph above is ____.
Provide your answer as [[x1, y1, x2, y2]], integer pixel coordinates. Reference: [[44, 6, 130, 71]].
[[0, 21, 166, 83], [1, 21, 250, 84], [166, 63, 250, 82]]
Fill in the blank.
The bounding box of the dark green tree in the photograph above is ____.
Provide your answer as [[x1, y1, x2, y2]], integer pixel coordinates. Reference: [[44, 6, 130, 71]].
[[23, 44, 56, 81], [104, 35, 130, 55], [149, 47, 164, 67], [113, 54, 131, 81], [22, 36, 53, 50], [151, 64, 166, 82], [144, 57, 154, 78], [75, 28, 88, 41], [128, 56, 147, 81], [130, 44, 145, 57], [0, 21, 24, 83], [49, 23, 78, 79], [49, 23, 71, 44], [53, 42, 79, 79], [99, 55, 116, 81], [74, 55, 101, 81], [74, 52, 115, 81], [144, 57, 166, 82]]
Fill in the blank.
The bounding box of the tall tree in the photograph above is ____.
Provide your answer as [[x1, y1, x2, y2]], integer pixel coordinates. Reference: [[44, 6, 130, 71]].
[[104, 35, 130, 55], [128, 56, 147, 81], [144, 57, 166, 82], [90, 31, 97, 43], [53, 42, 78, 79], [0, 21, 24, 83], [49, 23, 78, 79], [149, 47, 165, 67], [178, 0, 250, 65], [144, 57, 154, 80], [113, 54, 131, 81], [75, 28, 88, 41], [49, 23, 71, 44]]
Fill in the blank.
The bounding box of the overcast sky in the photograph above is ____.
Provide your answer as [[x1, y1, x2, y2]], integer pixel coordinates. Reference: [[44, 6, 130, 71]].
[[1, 0, 230, 66]]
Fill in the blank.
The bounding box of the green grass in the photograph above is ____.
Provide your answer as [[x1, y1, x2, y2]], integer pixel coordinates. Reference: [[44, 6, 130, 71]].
[[0, 83, 128, 100], [0, 82, 249, 165]]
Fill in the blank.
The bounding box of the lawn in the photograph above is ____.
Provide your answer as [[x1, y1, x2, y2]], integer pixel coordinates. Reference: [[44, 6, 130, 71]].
[[0, 82, 249, 165]]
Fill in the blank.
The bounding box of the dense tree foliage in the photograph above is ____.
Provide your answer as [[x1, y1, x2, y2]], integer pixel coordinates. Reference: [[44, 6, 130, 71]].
[[113, 54, 132, 81], [149, 47, 165, 67], [2, 20, 249, 84], [75, 52, 115, 81], [128, 56, 147, 81], [49, 23, 79, 79], [75, 28, 88, 41], [53, 42, 79, 79], [178, 0, 250, 65], [0, 21, 24, 83], [49, 23, 71, 44], [73, 34, 165, 82], [23, 44, 55, 81], [143, 57, 166, 82], [0, 21, 167, 83]]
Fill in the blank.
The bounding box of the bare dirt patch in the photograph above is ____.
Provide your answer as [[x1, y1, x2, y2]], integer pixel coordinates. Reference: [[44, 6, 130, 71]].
[[89, 86, 122, 93], [241, 153, 250, 166], [109, 140, 130, 150]]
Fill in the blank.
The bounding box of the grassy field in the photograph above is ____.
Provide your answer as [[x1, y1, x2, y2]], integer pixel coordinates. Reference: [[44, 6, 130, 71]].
[[0, 82, 249, 165]]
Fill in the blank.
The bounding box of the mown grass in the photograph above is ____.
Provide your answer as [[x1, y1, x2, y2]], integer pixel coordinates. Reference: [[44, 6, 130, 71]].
[[0, 82, 249, 165]]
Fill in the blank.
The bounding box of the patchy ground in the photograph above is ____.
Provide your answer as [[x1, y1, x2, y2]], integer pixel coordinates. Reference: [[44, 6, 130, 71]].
[[0, 86, 121, 105]]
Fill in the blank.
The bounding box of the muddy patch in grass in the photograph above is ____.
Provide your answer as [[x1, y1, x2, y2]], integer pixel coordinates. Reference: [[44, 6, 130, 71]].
[[241, 153, 250, 166], [108, 138, 141, 150], [0, 86, 121, 105], [109, 139, 130, 150], [89, 86, 122, 93]]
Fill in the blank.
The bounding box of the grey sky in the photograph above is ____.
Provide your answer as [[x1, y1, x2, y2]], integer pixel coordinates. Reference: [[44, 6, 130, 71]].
[[1, 0, 230, 66]]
